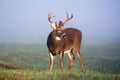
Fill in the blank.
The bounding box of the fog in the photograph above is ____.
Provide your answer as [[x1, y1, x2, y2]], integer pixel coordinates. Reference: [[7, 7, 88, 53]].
[[0, 0, 120, 44]]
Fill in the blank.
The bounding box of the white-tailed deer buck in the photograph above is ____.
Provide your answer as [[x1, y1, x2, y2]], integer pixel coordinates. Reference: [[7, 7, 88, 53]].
[[47, 12, 85, 72]]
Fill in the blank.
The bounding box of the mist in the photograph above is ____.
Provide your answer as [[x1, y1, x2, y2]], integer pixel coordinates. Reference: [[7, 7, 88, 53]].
[[0, 0, 120, 44]]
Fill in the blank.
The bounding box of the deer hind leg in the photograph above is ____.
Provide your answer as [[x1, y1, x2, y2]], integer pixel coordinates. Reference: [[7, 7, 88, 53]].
[[49, 52, 54, 72], [68, 49, 75, 71], [76, 50, 85, 72]]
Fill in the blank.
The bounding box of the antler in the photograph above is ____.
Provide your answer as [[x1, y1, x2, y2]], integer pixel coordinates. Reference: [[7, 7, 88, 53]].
[[48, 13, 57, 30], [63, 12, 73, 25], [48, 13, 55, 23]]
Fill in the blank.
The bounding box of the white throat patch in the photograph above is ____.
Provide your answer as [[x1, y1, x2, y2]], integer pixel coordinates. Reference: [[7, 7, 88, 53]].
[[56, 36, 61, 40]]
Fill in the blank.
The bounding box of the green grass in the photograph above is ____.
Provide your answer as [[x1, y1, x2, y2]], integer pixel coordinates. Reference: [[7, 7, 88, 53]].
[[0, 70, 120, 80], [0, 43, 120, 80]]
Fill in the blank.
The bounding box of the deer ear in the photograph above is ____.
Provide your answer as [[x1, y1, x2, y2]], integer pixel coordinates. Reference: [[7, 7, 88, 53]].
[[59, 21, 64, 30], [61, 26, 64, 30], [51, 22, 57, 30]]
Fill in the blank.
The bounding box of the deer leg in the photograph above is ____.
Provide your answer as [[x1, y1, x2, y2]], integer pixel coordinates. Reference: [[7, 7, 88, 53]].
[[60, 53, 64, 71], [49, 52, 54, 72], [77, 51, 85, 72], [68, 50, 75, 71]]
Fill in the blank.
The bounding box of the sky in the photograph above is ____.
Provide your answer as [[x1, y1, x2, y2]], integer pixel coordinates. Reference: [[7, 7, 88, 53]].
[[0, 0, 120, 44]]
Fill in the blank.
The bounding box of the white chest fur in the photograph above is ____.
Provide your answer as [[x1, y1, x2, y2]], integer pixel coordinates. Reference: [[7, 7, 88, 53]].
[[56, 36, 61, 40]]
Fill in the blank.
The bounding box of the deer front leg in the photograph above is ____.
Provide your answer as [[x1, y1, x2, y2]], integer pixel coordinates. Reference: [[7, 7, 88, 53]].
[[49, 52, 54, 72], [60, 53, 64, 71]]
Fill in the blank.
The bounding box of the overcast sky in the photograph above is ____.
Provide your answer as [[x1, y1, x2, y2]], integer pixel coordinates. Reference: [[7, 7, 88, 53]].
[[0, 0, 120, 43]]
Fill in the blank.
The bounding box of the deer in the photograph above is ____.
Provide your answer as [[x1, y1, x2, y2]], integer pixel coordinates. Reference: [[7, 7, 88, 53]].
[[47, 12, 85, 72]]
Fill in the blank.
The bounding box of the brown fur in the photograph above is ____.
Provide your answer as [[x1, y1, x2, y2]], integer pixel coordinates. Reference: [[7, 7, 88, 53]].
[[47, 27, 85, 72]]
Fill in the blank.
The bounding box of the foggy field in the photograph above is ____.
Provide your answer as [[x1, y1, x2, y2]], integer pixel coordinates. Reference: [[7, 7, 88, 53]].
[[0, 43, 120, 80], [1, 0, 120, 79]]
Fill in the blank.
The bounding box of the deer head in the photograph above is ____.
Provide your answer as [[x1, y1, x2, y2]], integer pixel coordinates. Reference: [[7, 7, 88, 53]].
[[48, 12, 73, 31], [48, 12, 73, 40]]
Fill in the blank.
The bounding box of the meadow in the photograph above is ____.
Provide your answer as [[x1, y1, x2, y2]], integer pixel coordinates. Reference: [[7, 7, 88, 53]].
[[0, 42, 120, 80]]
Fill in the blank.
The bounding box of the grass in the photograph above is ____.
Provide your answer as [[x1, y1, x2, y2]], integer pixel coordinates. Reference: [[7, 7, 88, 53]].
[[0, 69, 120, 80], [0, 42, 120, 80]]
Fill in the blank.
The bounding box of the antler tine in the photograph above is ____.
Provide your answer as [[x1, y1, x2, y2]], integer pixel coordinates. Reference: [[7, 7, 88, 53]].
[[48, 13, 55, 23], [66, 12, 69, 19], [63, 12, 73, 25]]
